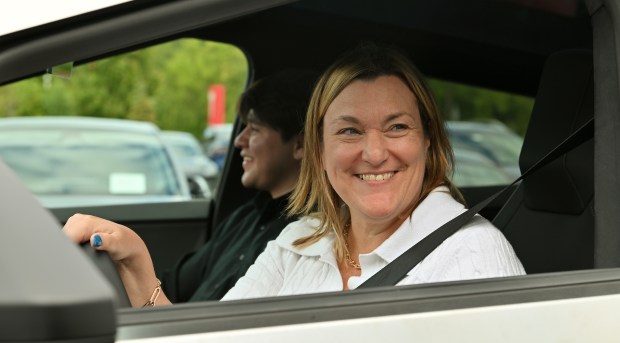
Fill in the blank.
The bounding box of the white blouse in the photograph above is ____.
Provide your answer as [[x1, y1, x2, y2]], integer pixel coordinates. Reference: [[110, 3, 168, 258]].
[[222, 186, 525, 300]]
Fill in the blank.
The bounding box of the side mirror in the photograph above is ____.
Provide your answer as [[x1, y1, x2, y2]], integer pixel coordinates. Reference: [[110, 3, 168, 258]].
[[187, 175, 212, 199]]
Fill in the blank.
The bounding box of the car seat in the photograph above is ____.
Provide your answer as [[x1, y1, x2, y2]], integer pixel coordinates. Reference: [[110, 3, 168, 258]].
[[492, 49, 594, 273]]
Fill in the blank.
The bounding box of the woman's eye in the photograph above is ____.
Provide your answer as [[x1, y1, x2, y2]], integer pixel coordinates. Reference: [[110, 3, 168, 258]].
[[338, 127, 361, 135], [390, 123, 409, 131]]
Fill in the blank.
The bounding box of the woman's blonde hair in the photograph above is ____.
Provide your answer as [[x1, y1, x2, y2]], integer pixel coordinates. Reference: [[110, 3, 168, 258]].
[[288, 43, 463, 261]]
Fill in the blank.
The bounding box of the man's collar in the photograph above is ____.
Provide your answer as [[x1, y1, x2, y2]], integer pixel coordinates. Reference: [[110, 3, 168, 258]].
[[251, 190, 292, 213]]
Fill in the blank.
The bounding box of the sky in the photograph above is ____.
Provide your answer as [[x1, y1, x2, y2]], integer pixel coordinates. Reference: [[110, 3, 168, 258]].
[[0, 0, 131, 36]]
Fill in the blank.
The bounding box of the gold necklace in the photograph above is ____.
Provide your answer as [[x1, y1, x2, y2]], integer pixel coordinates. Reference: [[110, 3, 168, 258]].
[[343, 226, 361, 270]]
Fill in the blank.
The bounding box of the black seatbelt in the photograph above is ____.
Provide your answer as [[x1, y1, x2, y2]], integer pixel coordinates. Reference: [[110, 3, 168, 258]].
[[357, 118, 594, 288]]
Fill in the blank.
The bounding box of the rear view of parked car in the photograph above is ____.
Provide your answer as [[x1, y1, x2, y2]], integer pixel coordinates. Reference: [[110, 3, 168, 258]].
[[203, 123, 233, 170], [452, 148, 513, 187], [0, 116, 191, 208], [447, 120, 524, 180]]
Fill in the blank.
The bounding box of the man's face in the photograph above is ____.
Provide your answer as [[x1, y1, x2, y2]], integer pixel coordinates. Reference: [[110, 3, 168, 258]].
[[233, 111, 302, 197]]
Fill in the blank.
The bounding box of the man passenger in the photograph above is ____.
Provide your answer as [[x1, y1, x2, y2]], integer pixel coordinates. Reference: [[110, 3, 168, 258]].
[[159, 69, 317, 302]]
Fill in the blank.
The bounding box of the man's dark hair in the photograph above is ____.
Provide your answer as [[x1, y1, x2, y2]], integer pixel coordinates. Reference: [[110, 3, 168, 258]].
[[239, 69, 318, 142]]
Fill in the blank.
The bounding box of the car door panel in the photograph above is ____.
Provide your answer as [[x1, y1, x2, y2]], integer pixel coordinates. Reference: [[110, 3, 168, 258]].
[[50, 199, 212, 273], [116, 269, 620, 340]]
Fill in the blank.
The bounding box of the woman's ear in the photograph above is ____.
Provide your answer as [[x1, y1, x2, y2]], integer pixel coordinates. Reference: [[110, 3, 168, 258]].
[[293, 134, 304, 161]]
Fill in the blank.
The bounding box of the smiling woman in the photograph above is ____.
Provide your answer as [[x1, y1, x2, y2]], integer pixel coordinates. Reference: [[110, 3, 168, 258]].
[[221, 43, 525, 299]]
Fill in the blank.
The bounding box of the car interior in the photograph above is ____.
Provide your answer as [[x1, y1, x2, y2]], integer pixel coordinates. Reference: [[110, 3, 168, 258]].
[[493, 49, 595, 273], [1, 0, 620, 342]]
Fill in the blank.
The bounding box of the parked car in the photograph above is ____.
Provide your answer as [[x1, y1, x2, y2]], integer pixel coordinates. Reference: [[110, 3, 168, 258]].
[[1, 0, 619, 342], [452, 148, 513, 187], [160, 130, 218, 196], [0, 116, 191, 208], [203, 123, 234, 170], [447, 120, 524, 180]]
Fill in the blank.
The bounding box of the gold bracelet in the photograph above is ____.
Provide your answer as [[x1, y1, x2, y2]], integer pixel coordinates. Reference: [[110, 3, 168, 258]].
[[142, 279, 162, 308]]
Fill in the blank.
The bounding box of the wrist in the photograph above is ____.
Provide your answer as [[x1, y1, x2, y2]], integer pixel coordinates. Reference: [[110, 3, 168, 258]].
[[142, 279, 162, 307]]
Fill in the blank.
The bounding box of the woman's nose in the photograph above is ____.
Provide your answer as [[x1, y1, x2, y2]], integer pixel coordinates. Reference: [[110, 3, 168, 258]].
[[233, 126, 250, 148], [362, 130, 388, 165]]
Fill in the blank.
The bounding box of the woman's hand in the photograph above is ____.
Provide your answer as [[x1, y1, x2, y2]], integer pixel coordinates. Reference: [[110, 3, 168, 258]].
[[63, 213, 171, 307], [63, 213, 144, 261]]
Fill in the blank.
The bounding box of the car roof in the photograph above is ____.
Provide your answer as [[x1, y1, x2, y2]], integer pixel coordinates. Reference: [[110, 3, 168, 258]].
[[0, 116, 160, 134], [161, 130, 200, 141], [446, 120, 521, 135], [454, 148, 501, 164]]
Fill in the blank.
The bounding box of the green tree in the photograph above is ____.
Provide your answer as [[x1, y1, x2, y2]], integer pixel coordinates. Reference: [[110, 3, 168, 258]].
[[429, 79, 533, 136], [0, 39, 248, 139]]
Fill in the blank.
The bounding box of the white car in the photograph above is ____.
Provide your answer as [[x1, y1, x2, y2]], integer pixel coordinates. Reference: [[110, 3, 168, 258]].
[[0, 116, 191, 208], [0, 0, 619, 342], [161, 130, 219, 195], [447, 120, 524, 180], [203, 123, 234, 170]]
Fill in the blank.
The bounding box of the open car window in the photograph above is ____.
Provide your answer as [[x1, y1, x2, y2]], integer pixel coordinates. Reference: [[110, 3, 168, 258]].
[[0, 38, 248, 207]]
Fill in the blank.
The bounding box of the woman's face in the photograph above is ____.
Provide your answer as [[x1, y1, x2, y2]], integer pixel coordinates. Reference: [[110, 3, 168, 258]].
[[322, 75, 430, 227]]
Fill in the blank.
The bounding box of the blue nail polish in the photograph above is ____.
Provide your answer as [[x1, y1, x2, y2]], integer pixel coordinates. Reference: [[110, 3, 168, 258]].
[[93, 235, 103, 247]]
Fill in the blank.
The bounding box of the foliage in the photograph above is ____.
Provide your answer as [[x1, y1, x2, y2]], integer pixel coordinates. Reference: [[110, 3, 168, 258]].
[[0, 39, 248, 139], [429, 79, 534, 136]]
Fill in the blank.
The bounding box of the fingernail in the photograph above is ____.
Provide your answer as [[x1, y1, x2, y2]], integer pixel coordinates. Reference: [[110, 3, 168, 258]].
[[93, 235, 103, 248]]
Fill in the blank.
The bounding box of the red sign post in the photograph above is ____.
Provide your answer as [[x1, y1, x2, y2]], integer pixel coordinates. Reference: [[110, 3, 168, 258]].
[[207, 84, 226, 126]]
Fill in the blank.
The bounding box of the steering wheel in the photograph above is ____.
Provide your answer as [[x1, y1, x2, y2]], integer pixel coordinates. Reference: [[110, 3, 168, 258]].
[[79, 242, 132, 308]]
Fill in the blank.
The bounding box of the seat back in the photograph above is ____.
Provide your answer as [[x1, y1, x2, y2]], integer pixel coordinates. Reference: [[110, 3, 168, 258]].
[[492, 50, 594, 273]]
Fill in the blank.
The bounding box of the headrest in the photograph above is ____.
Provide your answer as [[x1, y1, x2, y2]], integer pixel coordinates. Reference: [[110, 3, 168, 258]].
[[520, 50, 594, 214]]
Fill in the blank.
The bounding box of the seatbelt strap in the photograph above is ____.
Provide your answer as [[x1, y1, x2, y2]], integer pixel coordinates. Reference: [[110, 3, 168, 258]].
[[357, 118, 594, 288]]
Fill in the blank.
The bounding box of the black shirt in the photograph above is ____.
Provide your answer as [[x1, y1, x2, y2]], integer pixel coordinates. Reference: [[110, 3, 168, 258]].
[[160, 192, 295, 302]]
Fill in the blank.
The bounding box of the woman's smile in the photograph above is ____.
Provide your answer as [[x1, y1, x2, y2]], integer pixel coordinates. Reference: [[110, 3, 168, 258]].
[[356, 171, 396, 181]]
